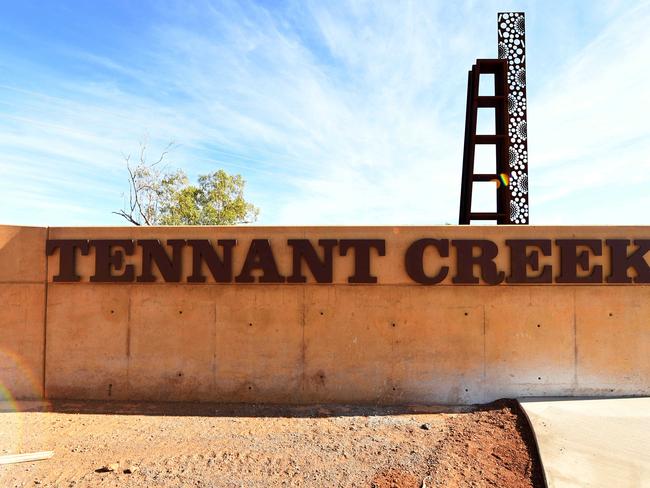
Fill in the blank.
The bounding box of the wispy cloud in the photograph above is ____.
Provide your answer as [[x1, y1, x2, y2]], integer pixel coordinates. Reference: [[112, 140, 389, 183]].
[[0, 0, 648, 226], [530, 1, 650, 222]]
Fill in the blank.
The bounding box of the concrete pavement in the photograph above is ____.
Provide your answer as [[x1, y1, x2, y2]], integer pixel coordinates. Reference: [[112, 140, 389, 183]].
[[519, 397, 650, 487]]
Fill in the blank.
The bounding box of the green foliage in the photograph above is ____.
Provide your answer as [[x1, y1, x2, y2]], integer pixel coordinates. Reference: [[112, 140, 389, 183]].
[[159, 170, 259, 225], [115, 146, 258, 226]]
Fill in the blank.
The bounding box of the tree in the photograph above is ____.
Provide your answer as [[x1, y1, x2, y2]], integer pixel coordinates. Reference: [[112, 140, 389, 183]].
[[114, 144, 259, 226]]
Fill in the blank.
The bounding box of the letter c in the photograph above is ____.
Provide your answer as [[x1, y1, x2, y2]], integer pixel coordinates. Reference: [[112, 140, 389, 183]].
[[405, 239, 449, 284]]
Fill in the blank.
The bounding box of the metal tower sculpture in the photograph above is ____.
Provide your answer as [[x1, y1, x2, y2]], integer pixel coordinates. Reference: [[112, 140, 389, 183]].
[[459, 12, 529, 225]]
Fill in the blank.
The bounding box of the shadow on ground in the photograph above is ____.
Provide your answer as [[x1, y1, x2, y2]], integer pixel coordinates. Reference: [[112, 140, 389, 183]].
[[3, 399, 481, 418]]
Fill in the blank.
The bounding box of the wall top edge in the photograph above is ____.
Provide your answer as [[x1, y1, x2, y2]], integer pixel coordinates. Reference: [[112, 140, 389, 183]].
[[3, 224, 650, 231], [0, 224, 48, 231]]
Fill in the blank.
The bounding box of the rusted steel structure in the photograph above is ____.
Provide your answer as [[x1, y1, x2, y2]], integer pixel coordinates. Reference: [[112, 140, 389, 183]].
[[459, 12, 528, 225], [458, 59, 510, 224]]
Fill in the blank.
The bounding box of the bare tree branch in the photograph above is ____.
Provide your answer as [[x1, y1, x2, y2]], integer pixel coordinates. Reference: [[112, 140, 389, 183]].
[[114, 142, 173, 226], [111, 210, 141, 226]]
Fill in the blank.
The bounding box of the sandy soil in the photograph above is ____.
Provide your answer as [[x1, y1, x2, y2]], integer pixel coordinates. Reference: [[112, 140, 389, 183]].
[[0, 400, 544, 488]]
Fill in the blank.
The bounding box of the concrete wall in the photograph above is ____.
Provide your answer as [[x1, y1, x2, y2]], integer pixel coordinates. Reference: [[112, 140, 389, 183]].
[[0, 225, 47, 400], [1, 225, 649, 404]]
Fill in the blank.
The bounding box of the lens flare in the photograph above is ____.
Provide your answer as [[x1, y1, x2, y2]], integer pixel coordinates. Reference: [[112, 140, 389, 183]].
[[492, 173, 510, 188], [0, 348, 51, 480]]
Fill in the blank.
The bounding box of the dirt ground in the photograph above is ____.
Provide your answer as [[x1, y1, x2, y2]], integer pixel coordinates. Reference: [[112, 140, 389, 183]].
[[0, 400, 544, 488]]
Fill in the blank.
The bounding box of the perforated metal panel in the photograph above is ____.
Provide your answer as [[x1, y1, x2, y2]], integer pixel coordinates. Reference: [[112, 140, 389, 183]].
[[498, 12, 529, 224]]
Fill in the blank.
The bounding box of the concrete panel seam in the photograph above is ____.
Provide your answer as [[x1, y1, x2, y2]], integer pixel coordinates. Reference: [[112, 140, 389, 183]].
[[126, 294, 132, 399], [0, 281, 48, 285], [212, 301, 217, 398], [573, 289, 578, 392], [482, 305, 487, 404], [42, 226, 50, 398], [300, 286, 306, 401]]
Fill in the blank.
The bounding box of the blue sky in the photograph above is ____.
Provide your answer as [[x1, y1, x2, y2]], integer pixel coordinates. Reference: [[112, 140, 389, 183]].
[[1, 0, 648, 226]]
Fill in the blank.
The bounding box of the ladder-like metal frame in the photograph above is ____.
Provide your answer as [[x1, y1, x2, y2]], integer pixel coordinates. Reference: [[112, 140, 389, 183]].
[[458, 59, 510, 225]]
